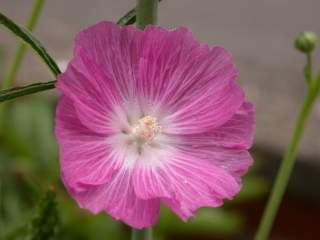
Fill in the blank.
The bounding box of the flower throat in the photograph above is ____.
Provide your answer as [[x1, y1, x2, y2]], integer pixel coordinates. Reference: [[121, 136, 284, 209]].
[[131, 116, 161, 145]]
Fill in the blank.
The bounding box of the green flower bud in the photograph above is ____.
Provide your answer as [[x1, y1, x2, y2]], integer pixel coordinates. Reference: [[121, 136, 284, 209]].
[[295, 31, 318, 53]]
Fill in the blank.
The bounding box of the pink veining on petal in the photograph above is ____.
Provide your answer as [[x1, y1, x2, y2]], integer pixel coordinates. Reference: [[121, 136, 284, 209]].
[[177, 102, 255, 149], [56, 97, 121, 192], [74, 21, 143, 100], [55, 21, 255, 228], [66, 168, 160, 229], [133, 151, 240, 220]]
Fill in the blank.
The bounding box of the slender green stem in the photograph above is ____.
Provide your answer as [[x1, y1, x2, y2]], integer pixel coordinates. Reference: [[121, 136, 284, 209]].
[[131, 228, 152, 240], [117, 8, 137, 26], [304, 53, 312, 84], [0, 80, 56, 103], [130, 1, 158, 238], [117, 0, 161, 26], [136, 0, 158, 29], [1, 0, 45, 89], [254, 76, 320, 240]]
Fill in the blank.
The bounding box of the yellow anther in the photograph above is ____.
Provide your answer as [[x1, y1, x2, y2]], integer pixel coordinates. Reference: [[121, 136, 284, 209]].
[[131, 116, 161, 144]]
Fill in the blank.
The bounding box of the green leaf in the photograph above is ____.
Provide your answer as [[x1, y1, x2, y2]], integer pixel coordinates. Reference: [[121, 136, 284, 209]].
[[0, 80, 56, 103], [0, 151, 40, 239], [0, 12, 61, 77], [27, 190, 60, 240], [117, 8, 136, 26]]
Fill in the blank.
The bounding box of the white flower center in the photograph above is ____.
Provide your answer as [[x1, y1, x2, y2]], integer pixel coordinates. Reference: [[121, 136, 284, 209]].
[[130, 116, 161, 145]]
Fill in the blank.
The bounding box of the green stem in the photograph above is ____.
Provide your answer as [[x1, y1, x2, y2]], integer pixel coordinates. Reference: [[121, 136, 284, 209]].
[[117, 8, 137, 26], [254, 77, 320, 240], [1, 0, 45, 89], [136, 0, 158, 29], [0, 80, 56, 103], [304, 53, 312, 84], [130, 1, 158, 239], [131, 228, 152, 240]]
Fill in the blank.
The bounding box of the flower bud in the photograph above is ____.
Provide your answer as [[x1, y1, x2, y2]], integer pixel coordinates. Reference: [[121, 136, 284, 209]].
[[295, 31, 318, 53]]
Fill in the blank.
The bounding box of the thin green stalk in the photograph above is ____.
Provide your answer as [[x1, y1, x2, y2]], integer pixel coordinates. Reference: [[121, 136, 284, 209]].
[[304, 53, 312, 84], [131, 228, 152, 240], [136, 0, 158, 29], [1, 0, 45, 89], [254, 76, 320, 240], [0, 80, 55, 103], [118, 0, 161, 26], [117, 8, 137, 26], [131, 1, 158, 239]]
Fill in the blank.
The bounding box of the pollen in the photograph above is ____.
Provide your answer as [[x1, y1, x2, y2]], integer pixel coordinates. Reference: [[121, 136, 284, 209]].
[[131, 116, 161, 144]]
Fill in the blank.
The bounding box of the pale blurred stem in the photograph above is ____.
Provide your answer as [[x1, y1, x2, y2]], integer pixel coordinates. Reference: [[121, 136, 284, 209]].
[[136, 0, 158, 29], [0, 0, 44, 129], [254, 68, 320, 239], [304, 53, 312, 84], [130, 1, 158, 240], [1, 0, 45, 89], [131, 228, 152, 240]]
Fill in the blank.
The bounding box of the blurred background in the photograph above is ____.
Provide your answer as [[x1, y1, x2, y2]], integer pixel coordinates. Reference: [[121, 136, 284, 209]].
[[0, 0, 320, 239]]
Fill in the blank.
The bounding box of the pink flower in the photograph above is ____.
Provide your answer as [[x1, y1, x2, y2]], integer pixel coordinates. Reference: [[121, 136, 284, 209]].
[[55, 21, 255, 229]]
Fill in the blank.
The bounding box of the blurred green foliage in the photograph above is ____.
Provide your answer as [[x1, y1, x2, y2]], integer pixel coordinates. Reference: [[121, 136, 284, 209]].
[[28, 190, 60, 240], [0, 44, 4, 80], [4, 190, 60, 240]]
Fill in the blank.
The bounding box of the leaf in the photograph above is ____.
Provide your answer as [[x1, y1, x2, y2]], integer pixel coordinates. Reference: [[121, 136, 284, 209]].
[[0, 80, 56, 103], [0, 151, 40, 239], [0, 12, 61, 77], [117, 8, 136, 26], [27, 190, 60, 240]]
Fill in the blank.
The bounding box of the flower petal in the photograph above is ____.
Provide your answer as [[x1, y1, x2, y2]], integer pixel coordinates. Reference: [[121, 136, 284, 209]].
[[138, 26, 242, 133], [57, 50, 120, 134], [177, 145, 253, 182], [165, 81, 244, 134], [56, 97, 122, 192], [132, 151, 240, 220], [74, 21, 143, 99], [177, 102, 255, 149], [67, 168, 160, 229]]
